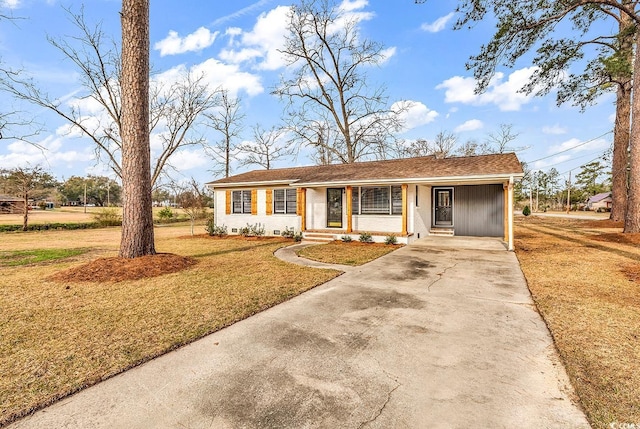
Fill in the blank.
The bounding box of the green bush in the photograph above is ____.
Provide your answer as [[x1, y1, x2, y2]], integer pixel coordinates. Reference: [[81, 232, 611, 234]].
[[281, 227, 295, 239], [522, 205, 531, 216], [157, 206, 174, 221], [341, 235, 353, 243], [205, 218, 227, 237], [0, 222, 100, 232], [384, 234, 397, 245], [358, 232, 373, 243], [93, 208, 122, 227]]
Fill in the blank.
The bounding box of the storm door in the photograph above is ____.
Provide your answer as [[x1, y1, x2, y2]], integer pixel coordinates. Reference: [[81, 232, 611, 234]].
[[434, 188, 453, 226], [327, 188, 343, 228]]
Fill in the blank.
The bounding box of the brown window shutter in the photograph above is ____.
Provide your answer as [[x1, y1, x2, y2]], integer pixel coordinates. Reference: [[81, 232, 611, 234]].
[[251, 189, 258, 215], [225, 190, 231, 215], [296, 188, 302, 215], [266, 189, 273, 215]]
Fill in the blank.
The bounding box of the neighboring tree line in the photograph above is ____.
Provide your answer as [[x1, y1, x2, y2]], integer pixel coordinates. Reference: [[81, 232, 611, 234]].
[[515, 160, 612, 212]]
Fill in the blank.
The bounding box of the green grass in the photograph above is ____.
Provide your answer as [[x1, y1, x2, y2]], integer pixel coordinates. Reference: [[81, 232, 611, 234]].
[[0, 248, 87, 267], [297, 241, 401, 266], [0, 228, 339, 426]]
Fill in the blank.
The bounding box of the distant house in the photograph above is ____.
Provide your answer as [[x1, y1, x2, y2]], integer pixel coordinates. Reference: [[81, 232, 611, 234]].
[[0, 195, 25, 214], [207, 153, 524, 250], [586, 192, 612, 212]]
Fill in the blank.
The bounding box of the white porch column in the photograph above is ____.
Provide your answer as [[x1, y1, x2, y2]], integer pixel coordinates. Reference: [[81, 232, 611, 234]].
[[508, 176, 514, 251]]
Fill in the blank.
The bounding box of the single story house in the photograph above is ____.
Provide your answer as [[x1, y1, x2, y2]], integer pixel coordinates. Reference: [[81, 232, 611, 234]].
[[207, 153, 524, 250], [586, 192, 612, 212], [0, 195, 25, 214]]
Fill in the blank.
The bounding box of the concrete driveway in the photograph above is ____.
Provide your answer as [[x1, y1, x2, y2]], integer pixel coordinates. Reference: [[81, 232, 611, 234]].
[[10, 237, 589, 429]]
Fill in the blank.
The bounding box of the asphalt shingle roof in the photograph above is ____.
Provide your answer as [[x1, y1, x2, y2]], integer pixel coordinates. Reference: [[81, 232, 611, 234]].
[[207, 153, 523, 186]]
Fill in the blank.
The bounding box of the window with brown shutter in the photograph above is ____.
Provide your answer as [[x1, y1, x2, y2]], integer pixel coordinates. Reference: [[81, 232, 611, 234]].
[[225, 190, 231, 215]]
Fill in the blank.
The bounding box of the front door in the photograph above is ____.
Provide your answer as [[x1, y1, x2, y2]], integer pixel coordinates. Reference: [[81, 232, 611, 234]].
[[434, 188, 453, 226], [327, 188, 343, 228]]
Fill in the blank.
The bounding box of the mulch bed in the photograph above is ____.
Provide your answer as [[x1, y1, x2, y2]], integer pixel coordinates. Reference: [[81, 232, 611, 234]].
[[48, 253, 197, 283]]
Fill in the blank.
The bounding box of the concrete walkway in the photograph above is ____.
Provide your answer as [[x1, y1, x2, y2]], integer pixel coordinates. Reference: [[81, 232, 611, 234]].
[[10, 237, 590, 429]]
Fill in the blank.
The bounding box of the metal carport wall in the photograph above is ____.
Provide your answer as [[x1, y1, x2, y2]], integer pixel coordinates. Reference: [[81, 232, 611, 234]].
[[453, 184, 504, 237]]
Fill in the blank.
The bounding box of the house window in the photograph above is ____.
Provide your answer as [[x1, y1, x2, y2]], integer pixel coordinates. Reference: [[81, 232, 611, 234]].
[[351, 187, 359, 214], [274, 189, 297, 214], [355, 186, 403, 215], [232, 190, 252, 214], [391, 186, 402, 214]]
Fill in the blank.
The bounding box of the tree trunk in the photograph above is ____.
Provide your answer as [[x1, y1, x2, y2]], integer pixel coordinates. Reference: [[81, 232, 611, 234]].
[[612, 83, 630, 222], [611, 10, 633, 222], [22, 193, 28, 232], [119, 0, 156, 258], [624, 38, 640, 233]]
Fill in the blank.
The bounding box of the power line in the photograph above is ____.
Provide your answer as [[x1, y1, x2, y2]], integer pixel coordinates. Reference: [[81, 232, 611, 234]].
[[526, 131, 613, 164]]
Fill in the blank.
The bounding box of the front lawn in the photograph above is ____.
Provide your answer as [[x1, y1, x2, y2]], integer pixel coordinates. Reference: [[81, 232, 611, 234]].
[[0, 226, 339, 426], [515, 216, 640, 429]]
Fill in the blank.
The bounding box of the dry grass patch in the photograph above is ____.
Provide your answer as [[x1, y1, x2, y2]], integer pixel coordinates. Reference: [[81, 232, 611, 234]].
[[0, 226, 339, 426], [515, 216, 640, 428], [297, 240, 401, 266]]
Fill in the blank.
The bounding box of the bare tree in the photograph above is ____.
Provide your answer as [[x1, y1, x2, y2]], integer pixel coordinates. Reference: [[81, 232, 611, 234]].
[[0, 7, 216, 187], [119, 0, 154, 258], [238, 124, 292, 170], [204, 89, 244, 178], [432, 131, 457, 158], [0, 166, 57, 231], [274, 0, 405, 164], [176, 178, 208, 236], [484, 124, 524, 153]]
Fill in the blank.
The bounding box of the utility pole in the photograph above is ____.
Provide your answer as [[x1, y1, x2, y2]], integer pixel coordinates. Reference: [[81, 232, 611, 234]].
[[84, 181, 87, 214], [566, 170, 571, 213]]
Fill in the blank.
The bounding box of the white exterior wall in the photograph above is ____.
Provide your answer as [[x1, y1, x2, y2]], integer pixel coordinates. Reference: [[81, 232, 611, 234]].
[[352, 215, 402, 232], [307, 188, 328, 230], [412, 185, 431, 242], [213, 188, 301, 236]]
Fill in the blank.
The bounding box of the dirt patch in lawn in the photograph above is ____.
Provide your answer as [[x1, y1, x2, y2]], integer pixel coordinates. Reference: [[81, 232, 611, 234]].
[[48, 253, 198, 283]]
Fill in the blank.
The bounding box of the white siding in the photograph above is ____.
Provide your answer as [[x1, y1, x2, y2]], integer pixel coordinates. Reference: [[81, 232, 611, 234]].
[[352, 215, 402, 232], [307, 188, 328, 230], [412, 185, 431, 242], [213, 188, 300, 236]]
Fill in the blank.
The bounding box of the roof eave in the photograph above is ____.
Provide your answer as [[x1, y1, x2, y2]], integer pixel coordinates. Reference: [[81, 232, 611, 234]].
[[206, 179, 299, 189], [292, 173, 524, 188]]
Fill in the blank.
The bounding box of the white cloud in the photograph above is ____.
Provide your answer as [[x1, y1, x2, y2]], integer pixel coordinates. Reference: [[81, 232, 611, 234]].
[[379, 47, 397, 65], [392, 100, 438, 131], [548, 137, 609, 155], [533, 137, 610, 169], [335, 0, 374, 25], [155, 27, 218, 57], [455, 119, 483, 133], [1, 0, 20, 9], [0, 135, 90, 170], [219, 6, 290, 71], [166, 148, 210, 172], [436, 67, 538, 111], [542, 124, 567, 135], [421, 12, 455, 33]]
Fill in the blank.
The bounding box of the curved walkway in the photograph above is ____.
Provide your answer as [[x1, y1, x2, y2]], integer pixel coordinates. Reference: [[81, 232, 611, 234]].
[[274, 241, 355, 272]]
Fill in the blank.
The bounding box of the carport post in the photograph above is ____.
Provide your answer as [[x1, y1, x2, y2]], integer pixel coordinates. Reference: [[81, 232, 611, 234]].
[[508, 176, 514, 251]]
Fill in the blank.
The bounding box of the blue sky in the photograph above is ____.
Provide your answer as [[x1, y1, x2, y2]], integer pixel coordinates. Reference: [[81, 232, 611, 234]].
[[0, 0, 615, 187]]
